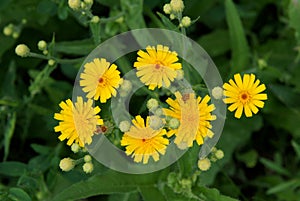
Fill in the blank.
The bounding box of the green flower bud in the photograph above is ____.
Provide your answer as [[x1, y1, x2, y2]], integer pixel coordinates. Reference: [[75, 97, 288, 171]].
[[15, 44, 30, 57]]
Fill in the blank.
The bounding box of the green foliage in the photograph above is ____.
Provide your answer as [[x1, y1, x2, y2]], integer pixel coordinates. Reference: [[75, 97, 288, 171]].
[[0, 0, 299, 200]]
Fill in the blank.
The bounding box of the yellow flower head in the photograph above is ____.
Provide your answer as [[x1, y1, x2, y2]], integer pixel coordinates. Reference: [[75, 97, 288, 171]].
[[163, 92, 216, 149], [134, 45, 182, 90], [80, 58, 122, 103], [223, 73, 267, 118], [120, 115, 169, 164], [54, 97, 103, 147]]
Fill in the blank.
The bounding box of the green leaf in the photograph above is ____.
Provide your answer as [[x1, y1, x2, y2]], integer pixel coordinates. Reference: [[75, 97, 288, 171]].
[[267, 179, 300, 194], [54, 39, 95, 55], [30, 144, 51, 155], [139, 186, 166, 201], [1, 61, 17, 99], [198, 187, 239, 201], [0, 162, 27, 177], [288, 0, 300, 42], [157, 12, 178, 31], [121, 0, 146, 29], [197, 29, 230, 57], [291, 140, 300, 160], [268, 84, 300, 110], [51, 170, 166, 201], [108, 192, 140, 201], [37, 0, 57, 15], [90, 22, 101, 45], [177, 145, 199, 177], [260, 158, 290, 176], [3, 112, 16, 161], [8, 188, 31, 201], [225, 0, 250, 74], [199, 115, 263, 185], [236, 149, 258, 168]]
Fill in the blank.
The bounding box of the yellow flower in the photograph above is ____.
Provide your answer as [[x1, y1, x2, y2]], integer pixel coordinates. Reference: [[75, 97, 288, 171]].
[[54, 97, 103, 147], [163, 92, 216, 149], [134, 45, 182, 90], [80, 58, 122, 103], [120, 115, 169, 164], [223, 73, 267, 118]]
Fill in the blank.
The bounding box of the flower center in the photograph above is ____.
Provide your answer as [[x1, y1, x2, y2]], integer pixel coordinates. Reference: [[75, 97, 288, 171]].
[[98, 76, 107, 86], [155, 64, 161, 69], [142, 138, 146, 142], [74, 114, 88, 131], [98, 77, 104, 83], [239, 91, 251, 104]]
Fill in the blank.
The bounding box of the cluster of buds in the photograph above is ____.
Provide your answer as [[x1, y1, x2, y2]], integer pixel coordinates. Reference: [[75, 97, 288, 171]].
[[197, 147, 224, 171], [163, 0, 191, 28], [68, 0, 100, 23], [59, 153, 94, 174], [2, 19, 26, 39]]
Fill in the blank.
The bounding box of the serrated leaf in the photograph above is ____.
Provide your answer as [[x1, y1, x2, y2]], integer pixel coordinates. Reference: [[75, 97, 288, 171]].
[[0, 162, 27, 177], [225, 0, 250, 74], [8, 188, 31, 201]]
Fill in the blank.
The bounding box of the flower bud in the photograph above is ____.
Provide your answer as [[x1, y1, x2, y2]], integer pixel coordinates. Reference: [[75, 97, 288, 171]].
[[71, 143, 80, 153], [149, 116, 164, 130], [120, 80, 132, 92], [59, 157, 75, 172], [170, 14, 176, 20], [48, 59, 55, 66], [84, 155, 92, 162], [163, 4, 172, 14], [15, 44, 30, 57], [119, 120, 131, 132], [175, 69, 184, 80], [68, 0, 81, 10], [84, 0, 93, 5], [170, 0, 184, 13], [197, 158, 211, 171], [37, 40, 47, 51], [212, 86, 223, 100], [91, 16, 100, 23], [180, 16, 191, 27], [3, 25, 13, 36], [83, 162, 94, 173], [147, 98, 159, 111], [168, 118, 180, 129], [215, 149, 224, 159]]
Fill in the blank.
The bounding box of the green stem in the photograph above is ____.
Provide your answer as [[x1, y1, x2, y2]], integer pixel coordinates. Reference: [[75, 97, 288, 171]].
[[100, 12, 125, 23], [29, 52, 84, 64]]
